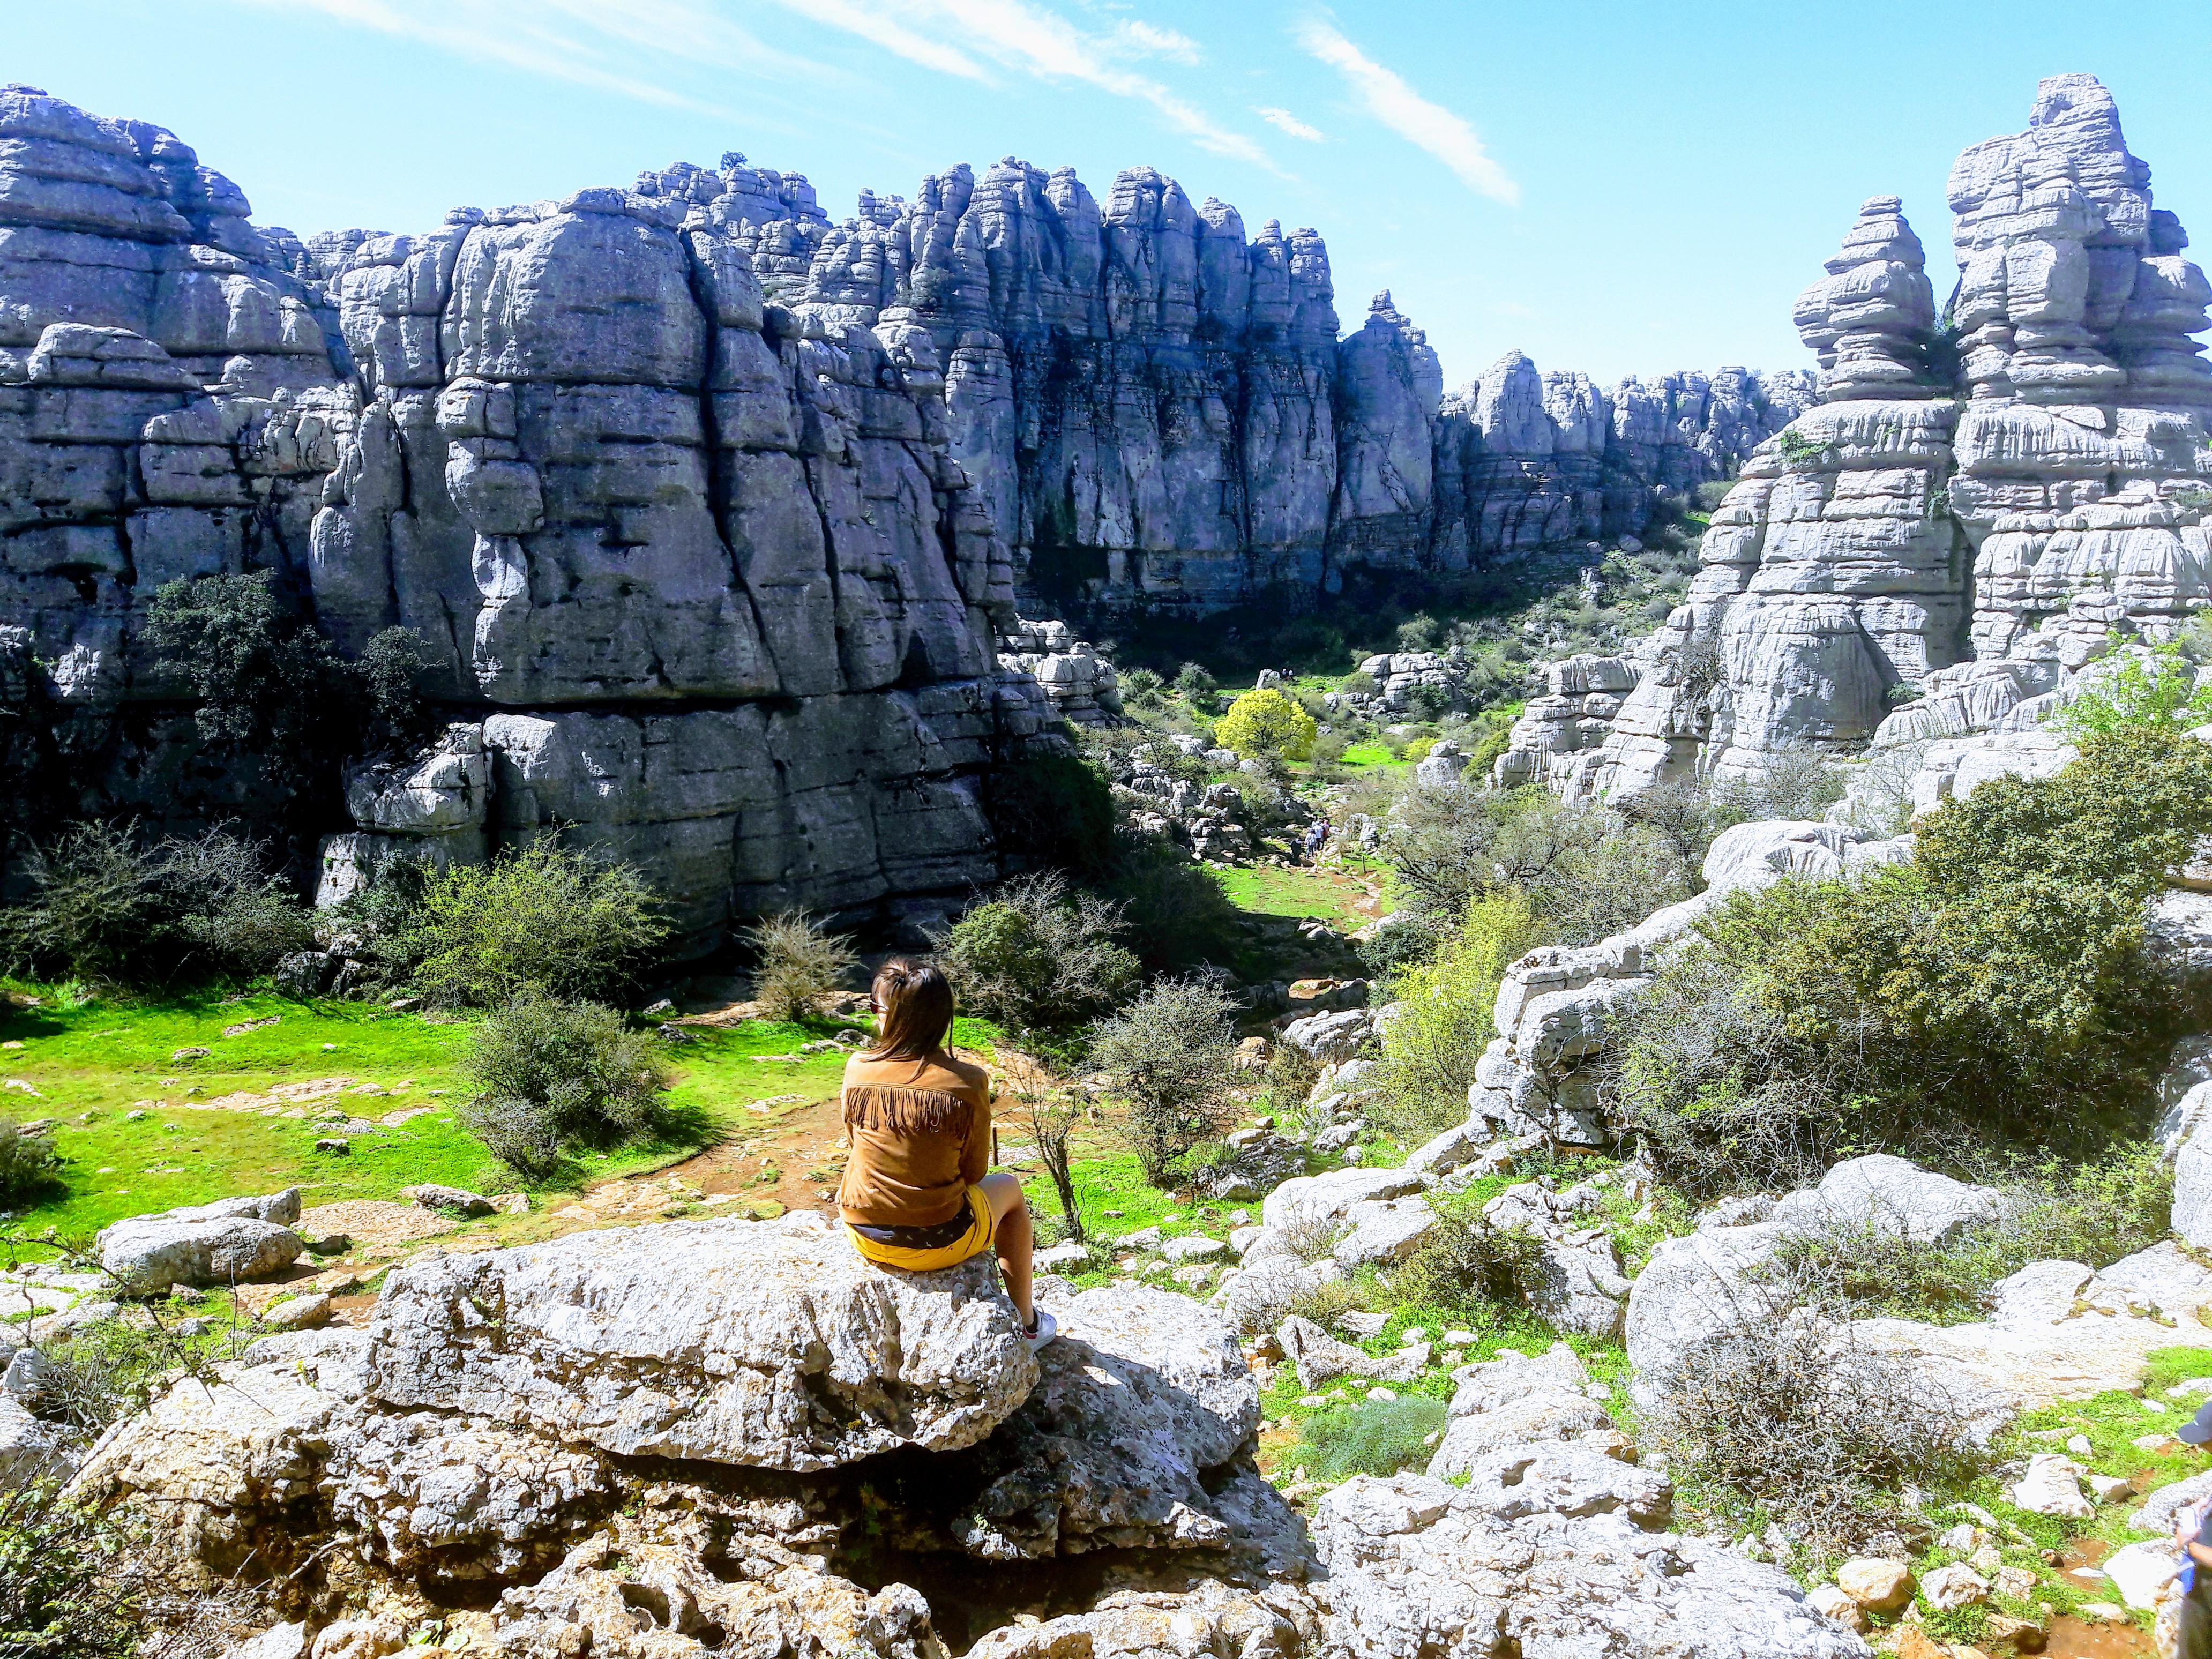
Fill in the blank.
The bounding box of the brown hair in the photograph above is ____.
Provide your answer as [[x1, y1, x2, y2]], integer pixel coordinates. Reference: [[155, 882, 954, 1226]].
[[865, 957, 955, 1063]]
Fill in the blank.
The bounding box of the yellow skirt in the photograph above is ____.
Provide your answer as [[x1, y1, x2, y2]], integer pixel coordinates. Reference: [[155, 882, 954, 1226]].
[[845, 1184, 996, 1271]]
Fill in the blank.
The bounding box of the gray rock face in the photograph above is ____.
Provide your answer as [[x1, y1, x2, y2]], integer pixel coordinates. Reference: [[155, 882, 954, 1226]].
[[925, 1284, 1265, 1559], [1307, 1473, 1867, 1659], [1499, 74, 2212, 803], [362, 1210, 1035, 1470], [1768, 1154, 2002, 1244], [95, 1187, 304, 1291]]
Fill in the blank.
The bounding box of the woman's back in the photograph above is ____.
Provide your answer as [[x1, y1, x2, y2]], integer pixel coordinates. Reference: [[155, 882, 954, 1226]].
[[836, 1047, 991, 1229]]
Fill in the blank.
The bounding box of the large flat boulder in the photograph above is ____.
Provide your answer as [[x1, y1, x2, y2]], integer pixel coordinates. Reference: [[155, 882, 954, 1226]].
[[1309, 1473, 1867, 1659], [363, 1210, 1036, 1471], [1769, 1155, 2000, 1244], [1623, 1223, 1791, 1384], [924, 1284, 1268, 1559], [96, 1188, 304, 1292]]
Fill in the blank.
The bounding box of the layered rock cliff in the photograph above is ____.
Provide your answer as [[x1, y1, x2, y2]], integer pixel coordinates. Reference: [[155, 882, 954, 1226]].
[[644, 156, 1807, 611], [1500, 74, 2212, 798], [0, 84, 1043, 947], [0, 84, 1798, 941]]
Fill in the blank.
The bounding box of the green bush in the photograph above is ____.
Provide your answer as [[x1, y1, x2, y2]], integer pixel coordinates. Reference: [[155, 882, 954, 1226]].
[[1369, 894, 1548, 1138], [1612, 724, 2212, 1192], [139, 571, 355, 799], [0, 1478, 149, 1659], [459, 992, 671, 1178], [1216, 688, 1318, 762], [986, 751, 1119, 878], [1292, 1395, 1449, 1481], [1392, 1202, 1546, 1319], [0, 823, 311, 988], [742, 911, 858, 1023], [0, 1118, 60, 1208], [1109, 838, 1241, 974], [396, 843, 669, 1008], [933, 871, 1139, 1034], [1090, 977, 1239, 1185]]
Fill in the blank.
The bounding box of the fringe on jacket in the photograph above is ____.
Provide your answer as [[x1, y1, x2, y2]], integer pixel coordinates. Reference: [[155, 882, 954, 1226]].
[[842, 1084, 975, 1140]]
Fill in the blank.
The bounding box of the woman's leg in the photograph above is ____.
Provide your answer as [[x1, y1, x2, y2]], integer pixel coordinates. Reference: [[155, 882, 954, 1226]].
[[979, 1171, 1034, 1328]]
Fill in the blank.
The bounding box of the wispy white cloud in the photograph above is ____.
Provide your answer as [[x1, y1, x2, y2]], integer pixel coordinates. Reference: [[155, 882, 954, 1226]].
[[1254, 106, 1325, 141], [1110, 20, 1202, 64], [233, 0, 808, 114], [1295, 19, 1518, 205], [774, 0, 1274, 167], [759, 0, 991, 78]]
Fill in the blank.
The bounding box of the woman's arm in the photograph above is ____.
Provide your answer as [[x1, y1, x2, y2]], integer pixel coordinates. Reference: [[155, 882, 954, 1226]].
[[959, 1085, 991, 1188]]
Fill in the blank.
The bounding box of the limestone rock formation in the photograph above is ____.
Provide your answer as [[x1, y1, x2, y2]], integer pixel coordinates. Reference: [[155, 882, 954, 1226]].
[[95, 1186, 304, 1291], [1497, 74, 2212, 799], [0, 84, 1032, 948], [0, 85, 1796, 945], [362, 1210, 1036, 1469]]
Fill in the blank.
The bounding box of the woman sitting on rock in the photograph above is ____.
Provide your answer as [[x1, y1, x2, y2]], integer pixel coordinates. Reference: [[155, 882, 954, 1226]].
[[837, 957, 1057, 1350]]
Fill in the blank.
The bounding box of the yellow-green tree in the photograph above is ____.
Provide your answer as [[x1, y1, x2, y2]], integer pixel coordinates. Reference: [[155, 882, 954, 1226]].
[[1215, 687, 1318, 761]]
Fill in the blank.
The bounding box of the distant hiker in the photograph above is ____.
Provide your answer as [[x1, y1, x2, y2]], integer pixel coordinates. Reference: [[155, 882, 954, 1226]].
[[1306, 820, 1329, 859], [838, 957, 1057, 1350], [2174, 1400, 2212, 1656]]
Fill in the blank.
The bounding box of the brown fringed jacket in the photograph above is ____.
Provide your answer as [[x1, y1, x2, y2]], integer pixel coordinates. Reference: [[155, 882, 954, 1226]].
[[836, 1051, 993, 1228]]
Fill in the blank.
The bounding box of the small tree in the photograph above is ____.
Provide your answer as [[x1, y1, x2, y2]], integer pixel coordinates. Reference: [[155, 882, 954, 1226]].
[[743, 910, 859, 1023], [459, 992, 671, 1177], [0, 1118, 60, 1207], [933, 872, 1139, 1034], [1215, 688, 1318, 763], [1002, 1055, 1085, 1242], [1371, 893, 1549, 1137], [1091, 977, 1238, 1186], [397, 843, 669, 1008]]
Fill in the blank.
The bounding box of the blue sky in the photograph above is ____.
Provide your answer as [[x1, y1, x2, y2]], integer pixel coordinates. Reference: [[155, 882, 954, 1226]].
[[17, 2, 2212, 390]]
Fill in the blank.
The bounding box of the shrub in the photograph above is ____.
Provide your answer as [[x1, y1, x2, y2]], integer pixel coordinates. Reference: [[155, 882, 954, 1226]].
[[1090, 977, 1239, 1186], [743, 911, 858, 1023], [0, 824, 310, 987], [1770, 1142, 2174, 1324], [1109, 838, 1242, 974], [1174, 662, 1219, 703], [1215, 688, 1319, 763], [933, 872, 1139, 1034], [0, 1120, 59, 1209], [139, 571, 354, 799], [0, 1478, 150, 1659], [1292, 1394, 1449, 1481], [985, 751, 1119, 878], [397, 844, 669, 1008], [459, 992, 671, 1177], [2055, 638, 2212, 738], [1357, 911, 1445, 981], [1611, 724, 2212, 1192], [1711, 744, 1846, 824], [1369, 893, 1549, 1138], [1392, 1204, 1546, 1317], [359, 624, 434, 755], [1642, 1313, 1987, 1555]]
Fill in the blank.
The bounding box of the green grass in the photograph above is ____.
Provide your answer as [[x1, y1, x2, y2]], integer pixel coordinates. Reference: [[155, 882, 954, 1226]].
[[1337, 741, 1404, 769], [1213, 865, 1376, 929], [0, 981, 871, 1245]]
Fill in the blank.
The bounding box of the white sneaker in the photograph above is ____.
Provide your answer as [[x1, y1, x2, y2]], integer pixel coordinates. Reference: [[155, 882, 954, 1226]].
[[1024, 1308, 1059, 1351]]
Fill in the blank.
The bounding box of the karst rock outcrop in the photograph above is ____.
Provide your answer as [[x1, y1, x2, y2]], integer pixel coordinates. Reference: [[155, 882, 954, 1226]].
[[71, 1212, 1861, 1659], [0, 84, 1803, 947], [1498, 73, 2212, 798]]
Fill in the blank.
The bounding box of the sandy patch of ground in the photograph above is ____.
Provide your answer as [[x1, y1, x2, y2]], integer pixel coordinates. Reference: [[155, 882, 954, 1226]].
[[298, 1199, 459, 1250]]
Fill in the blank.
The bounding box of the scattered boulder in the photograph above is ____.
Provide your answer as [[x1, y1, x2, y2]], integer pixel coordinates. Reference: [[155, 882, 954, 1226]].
[[1769, 1154, 2002, 1243], [1306, 1473, 1865, 1659], [1919, 1562, 1989, 1610], [2008, 1454, 2094, 1518], [263, 1293, 333, 1332], [401, 1184, 495, 1217], [96, 1188, 305, 1292], [1622, 1223, 1790, 1385], [1276, 1316, 1429, 1389], [1835, 1557, 1913, 1612], [1449, 1441, 1670, 1526], [363, 1211, 1036, 1470], [0, 1391, 75, 1491], [2103, 1538, 2179, 1610]]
